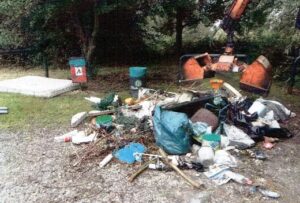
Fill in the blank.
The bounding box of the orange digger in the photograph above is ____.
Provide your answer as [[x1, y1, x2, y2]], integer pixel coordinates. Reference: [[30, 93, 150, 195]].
[[179, 0, 272, 95]]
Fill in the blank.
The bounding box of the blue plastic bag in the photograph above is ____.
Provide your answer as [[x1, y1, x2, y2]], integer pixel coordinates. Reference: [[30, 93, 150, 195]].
[[113, 143, 146, 164], [153, 107, 192, 155]]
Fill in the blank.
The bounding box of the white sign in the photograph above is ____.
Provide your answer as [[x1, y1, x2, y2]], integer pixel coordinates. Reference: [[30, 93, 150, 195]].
[[75, 67, 83, 76]]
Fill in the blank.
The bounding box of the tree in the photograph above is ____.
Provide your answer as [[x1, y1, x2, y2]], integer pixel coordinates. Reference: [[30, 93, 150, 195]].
[[1, 0, 141, 72], [0, 0, 37, 49], [139, 0, 229, 56], [160, 0, 205, 55]]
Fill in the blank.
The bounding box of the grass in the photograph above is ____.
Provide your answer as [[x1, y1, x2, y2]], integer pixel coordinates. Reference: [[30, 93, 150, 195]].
[[0, 65, 300, 131]]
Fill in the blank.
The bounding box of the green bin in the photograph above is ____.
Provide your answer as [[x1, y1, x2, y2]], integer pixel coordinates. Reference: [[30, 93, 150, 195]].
[[129, 67, 147, 98]]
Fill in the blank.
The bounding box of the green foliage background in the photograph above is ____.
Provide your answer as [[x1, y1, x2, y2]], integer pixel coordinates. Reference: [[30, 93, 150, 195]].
[[0, 0, 299, 76]]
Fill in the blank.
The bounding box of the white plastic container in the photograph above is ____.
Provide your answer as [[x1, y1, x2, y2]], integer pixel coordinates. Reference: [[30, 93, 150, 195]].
[[197, 146, 214, 167]]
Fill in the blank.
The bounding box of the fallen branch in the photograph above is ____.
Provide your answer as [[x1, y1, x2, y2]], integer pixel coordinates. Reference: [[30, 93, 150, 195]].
[[159, 148, 203, 189], [128, 159, 155, 182]]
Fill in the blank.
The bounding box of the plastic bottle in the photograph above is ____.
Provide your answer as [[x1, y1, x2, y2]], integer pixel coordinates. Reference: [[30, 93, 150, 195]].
[[54, 130, 78, 142]]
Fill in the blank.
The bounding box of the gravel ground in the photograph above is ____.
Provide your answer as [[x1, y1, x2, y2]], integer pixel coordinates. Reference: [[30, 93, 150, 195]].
[[1, 120, 300, 203]]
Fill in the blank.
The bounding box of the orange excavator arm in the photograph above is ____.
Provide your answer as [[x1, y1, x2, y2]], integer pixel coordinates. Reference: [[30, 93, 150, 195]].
[[221, 0, 251, 54]]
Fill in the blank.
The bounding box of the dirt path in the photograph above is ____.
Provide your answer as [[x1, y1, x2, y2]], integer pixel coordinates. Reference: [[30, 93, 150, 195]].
[[1, 123, 300, 203]]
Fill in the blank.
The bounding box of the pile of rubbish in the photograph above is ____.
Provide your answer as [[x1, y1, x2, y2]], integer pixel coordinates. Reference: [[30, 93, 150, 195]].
[[55, 80, 296, 199]]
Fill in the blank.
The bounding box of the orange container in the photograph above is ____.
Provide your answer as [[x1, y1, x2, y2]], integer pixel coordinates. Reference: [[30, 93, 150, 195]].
[[183, 58, 205, 80], [240, 55, 271, 92], [183, 53, 212, 80]]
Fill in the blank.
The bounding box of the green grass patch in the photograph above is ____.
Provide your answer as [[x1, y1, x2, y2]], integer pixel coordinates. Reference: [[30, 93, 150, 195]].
[[0, 92, 92, 131], [0, 65, 300, 132]]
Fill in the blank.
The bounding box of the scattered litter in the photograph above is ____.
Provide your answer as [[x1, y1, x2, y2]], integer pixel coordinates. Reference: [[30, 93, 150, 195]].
[[214, 150, 238, 168], [0, 107, 8, 114], [148, 159, 166, 170], [99, 153, 114, 168], [250, 186, 281, 199], [71, 112, 88, 127], [246, 149, 267, 160], [54, 130, 78, 142], [204, 165, 231, 185], [95, 92, 117, 110], [95, 115, 113, 129], [72, 132, 97, 144], [263, 141, 275, 149], [223, 82, 243, 100], [256, 98, 296, 121], [56, 80, 295, 195], [122, 100, 155, 119], [113, 143, 146, 164], [85, 96, 101, 104], [197, 146, 215, 167], [175, 91, 193, 103], [202, 133, 221, 150], [223, 124, 255, 149], [124, 97, 136, 106], [257, 187, 281, 199], [225, 171, 253, 185], [248, 101, 267, 117], [88, 109, 114, 117], [190, 122, 210, 136]]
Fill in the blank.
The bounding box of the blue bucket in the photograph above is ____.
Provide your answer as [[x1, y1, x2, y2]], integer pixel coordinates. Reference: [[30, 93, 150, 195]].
[[129, 67, 147, 78]]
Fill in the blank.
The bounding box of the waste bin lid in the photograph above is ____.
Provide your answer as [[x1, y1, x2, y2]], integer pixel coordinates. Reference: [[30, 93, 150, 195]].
[[69, 57, 86, 66], [129, 67, 147, 78]]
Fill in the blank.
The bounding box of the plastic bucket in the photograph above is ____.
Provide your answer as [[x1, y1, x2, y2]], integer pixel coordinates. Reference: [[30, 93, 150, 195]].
[[129, 67, 147, 98], [202, 133, 221, 150]]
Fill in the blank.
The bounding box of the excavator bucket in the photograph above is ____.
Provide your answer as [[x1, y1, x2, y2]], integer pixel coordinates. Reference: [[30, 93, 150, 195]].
[[240, 55, 272, 95], [183, 57, 205, 80], [181, 53, 213, 81]]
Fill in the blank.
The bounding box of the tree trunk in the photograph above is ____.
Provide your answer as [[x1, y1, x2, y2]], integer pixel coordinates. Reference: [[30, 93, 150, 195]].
[[175, 7, 184, 56], [85, 2, 100, 79]]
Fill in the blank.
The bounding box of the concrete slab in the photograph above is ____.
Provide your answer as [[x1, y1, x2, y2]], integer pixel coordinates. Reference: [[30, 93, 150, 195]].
[[0, 76, 80, 98]]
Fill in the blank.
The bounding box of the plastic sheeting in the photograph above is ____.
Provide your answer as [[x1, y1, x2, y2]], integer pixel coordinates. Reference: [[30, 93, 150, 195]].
[[153, 107, 192, 155]]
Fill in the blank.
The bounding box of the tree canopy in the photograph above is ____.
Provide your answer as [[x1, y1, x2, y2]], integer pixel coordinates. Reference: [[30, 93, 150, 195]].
[[0, 0, 299, 69]]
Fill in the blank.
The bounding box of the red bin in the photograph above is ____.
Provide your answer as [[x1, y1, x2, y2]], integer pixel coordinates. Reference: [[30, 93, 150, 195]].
[[69, 57, 87, 83]]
